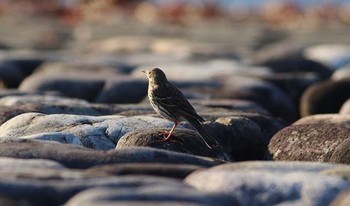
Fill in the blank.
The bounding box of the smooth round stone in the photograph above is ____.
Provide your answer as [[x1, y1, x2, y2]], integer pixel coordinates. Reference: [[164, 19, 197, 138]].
[[293, 114, 350, 125], [269, 124, 350, 162], [65, 184, 235, 206], [300, 79, 350, 116], [117, 128, 232, 161], [340, 99, 350, 114], [304, 44, 350, 69], [0, 112, 187, 149], [332, 65, 350, 80], [185, 162, 350, 206], [0, 138, 222, 168], [86, 163, 203, 179]]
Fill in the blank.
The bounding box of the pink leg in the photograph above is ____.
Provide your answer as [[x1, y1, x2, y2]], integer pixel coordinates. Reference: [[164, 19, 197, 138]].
[[161, 121, 179, 141]]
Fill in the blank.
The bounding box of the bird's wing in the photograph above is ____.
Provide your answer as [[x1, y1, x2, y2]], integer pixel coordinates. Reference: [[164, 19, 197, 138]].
[[153, 82, 205, 122]]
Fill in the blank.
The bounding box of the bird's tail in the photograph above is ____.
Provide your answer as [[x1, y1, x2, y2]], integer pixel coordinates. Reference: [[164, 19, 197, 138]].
[[187, 118, 218, 149]]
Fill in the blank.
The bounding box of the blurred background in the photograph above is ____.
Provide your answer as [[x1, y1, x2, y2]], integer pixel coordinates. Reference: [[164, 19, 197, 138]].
[[0, 0, 349, 56]]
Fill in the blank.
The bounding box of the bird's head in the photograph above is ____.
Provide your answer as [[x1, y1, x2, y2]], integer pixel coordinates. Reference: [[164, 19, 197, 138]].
[[142, 68, 168, 84]]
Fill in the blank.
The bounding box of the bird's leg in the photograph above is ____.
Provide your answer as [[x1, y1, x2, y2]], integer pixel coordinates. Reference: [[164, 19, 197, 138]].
[[160, 121, 179, 141]]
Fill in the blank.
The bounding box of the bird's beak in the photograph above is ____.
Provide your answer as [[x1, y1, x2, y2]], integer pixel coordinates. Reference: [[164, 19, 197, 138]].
[[142, 70, 146, 74]]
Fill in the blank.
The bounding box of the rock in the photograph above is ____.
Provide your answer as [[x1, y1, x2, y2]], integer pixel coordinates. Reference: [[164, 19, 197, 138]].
[[268, 124, 350, 162], [248, 42, 332, 79], [185, 161, 350, 206], [0, 104, 39, 125], [200, 112, 286, 148], [0, 171, 194, 206], [208, 116, 265, 161], [0, 60, 26, 88], [262, 72, 321, 108], [132, 59, 272, 81], [304, 44, 350, 69], [293, 114, 350, 125], [19, 73, 105, 101], [0, 95, 128, 117], [19, 72, 149, 103], [0, 138, 222, 168], [330, 139, 350, 164], [340, 99, 350, 114], [86, 163, 203, 179], [300, 79, 350, 116], [332, 65, 350, 81], [331, 189, 350, 206], [0, 112, 194, 149], [66, 183, 235, 206], [0, 157, 65, 170], [189, 99, 269, 115], [94, 78, 147, 103], [117, 128, 232, 161], [216, 75, 298, 122]]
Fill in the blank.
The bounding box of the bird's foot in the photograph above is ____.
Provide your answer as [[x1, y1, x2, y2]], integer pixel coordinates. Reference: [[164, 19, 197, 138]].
[[159, 132, 180, 143]]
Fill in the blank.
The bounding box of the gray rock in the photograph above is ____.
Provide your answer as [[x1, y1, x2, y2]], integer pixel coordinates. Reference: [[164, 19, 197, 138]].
[[213, 75, 298, 122], [86, 163, 203, 179], [331, 189, 350, 206], [300, 79, 350, 116], [19, 72, 149, 103], [19, 73, 105, 101], [0, 95, 150, 117], [248, 42, 332, 79], [332, 66, 350, 80], [0, 157, 65, 170], [189, 99, 269, 115], [95, 78, 147, 103], [66, 185, 235, 206], [117, 128, 232, 161], [304, 44, 350, 69], [0, 112, 185, 149], [0, 171, 193, 206], [185, 161, 350, 206], [293, 114, 350, 125], [340, 99, 350, 114], [0, 138, 222, 168], [269, 124, 350, 162]]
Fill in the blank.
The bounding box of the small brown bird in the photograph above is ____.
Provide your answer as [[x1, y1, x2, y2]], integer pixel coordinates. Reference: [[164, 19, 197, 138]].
[[143, 68, 218, 149]]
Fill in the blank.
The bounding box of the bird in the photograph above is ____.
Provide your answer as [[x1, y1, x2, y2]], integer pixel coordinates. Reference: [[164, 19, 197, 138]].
[[143, 68, 218, 149]]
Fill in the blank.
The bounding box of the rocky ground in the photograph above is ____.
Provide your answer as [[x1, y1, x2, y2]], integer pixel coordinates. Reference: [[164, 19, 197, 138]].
[[0, 19, 349, 205]]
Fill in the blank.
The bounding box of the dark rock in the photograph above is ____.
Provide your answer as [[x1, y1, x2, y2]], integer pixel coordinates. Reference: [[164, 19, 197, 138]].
[[0, 172, 192, 206], [300, 79, 350, 116], [0, 138, 223, 168], [209, 75, 298, 122], [0, 60, 26, 88], [116, 128, 232, 161], [94, 78, 147, 103], [248, 42, 332, 79], [19, 74, 105, 102], [86, 163, 203, 179], [190, 99, 269, 115], [207, 116, 265, 161], [269, 124, 350, 162]]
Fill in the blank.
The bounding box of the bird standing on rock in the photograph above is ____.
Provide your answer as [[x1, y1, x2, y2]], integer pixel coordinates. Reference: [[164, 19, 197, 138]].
[[143, 68, 218, 149]]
